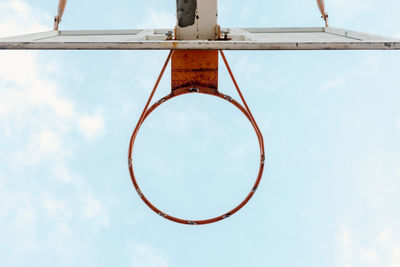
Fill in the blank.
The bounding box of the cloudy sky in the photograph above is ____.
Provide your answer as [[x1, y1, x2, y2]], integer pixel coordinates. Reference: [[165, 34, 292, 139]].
[[1, 0, 400, 266]]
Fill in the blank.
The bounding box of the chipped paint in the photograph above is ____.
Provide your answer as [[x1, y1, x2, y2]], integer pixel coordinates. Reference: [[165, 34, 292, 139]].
[[176, 0, 197, 27], [175, 0, 217, 40], [1, 27, 399, 50]]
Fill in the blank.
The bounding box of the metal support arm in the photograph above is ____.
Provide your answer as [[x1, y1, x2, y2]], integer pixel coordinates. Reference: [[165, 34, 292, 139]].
[[54, 0, 68, 30]]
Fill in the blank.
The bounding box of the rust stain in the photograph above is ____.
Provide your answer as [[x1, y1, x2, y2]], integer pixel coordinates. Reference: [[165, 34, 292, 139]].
[[171, 41, 178, 49], [171, 50, 218, 91]]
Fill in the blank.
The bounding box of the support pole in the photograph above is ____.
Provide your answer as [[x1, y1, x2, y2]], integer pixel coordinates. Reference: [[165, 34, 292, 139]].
[[175, 0, 219, 40]]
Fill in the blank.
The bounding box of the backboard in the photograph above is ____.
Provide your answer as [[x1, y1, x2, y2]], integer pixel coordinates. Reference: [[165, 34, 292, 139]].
[[1, 27, 399, 50]]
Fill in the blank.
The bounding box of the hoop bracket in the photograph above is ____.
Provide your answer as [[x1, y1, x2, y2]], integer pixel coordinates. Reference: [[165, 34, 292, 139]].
[[171, 50, 219, 92]]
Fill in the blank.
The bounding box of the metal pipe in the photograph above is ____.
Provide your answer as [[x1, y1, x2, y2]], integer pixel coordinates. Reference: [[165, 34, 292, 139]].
[[54, 0, 68, 30], [175, 0, 218, 40], [316, 0, 329, 27]]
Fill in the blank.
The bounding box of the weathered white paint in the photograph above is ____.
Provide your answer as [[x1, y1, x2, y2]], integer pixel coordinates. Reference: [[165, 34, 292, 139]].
[[176, 0, 218, 40], [1, 27, 399, 50]]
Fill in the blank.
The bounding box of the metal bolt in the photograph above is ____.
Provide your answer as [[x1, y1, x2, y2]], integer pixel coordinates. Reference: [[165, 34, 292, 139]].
[[136, 188, 143, 197], [156, 97, 166, 105], [165, 31, 173, 40], [223, 213, 231, 219], [223, 95, 232, 102], [221, 31, 229, 40]]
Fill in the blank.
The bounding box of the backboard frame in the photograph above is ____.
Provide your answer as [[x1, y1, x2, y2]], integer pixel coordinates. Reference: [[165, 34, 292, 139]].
[[1, 27, 399, 50]]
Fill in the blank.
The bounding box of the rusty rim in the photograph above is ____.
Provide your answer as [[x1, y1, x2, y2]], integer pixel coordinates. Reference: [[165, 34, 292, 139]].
[[128, 86, 265, 225]]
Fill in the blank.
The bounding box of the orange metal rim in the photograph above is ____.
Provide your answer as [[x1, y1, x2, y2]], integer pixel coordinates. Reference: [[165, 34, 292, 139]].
[[128, 87, 265, 225]]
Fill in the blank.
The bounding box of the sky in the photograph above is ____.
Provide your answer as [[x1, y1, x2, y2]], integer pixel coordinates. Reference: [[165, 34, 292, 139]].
[[0, 0, 400, 266]]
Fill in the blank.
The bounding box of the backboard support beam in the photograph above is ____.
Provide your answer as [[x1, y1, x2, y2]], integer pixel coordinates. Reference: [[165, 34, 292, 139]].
[[1, 27, 399, 50]]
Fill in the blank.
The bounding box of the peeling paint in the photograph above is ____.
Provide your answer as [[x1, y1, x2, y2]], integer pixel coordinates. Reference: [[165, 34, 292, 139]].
[[176, 0, 197, 27], [1, 28, 399, 50]]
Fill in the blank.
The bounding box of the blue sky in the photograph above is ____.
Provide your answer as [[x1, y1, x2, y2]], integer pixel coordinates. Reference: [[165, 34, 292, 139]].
[[1, 0, 400, 266]]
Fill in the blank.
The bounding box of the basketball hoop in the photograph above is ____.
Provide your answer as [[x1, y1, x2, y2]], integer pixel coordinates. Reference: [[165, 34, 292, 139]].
[[1, 0, 398, 225], [128, 50, 265, 225]]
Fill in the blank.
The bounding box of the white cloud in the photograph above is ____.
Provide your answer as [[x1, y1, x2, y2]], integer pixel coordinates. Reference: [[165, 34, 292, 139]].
[[0, 0, 49, 38], [0, 0, 105, 144], [52, 163, 80, 184], [326, 0, 376, 21], [12, 192, 37, 230], [42, 196, 73, 235], [327, 50, 400, 265], [229, 144, 249, 159], [0, 0, 107, 171], [80, 193, 109, 228], [325, 0, 400, 31], [0, 65, 75, 124], [139, 8, 175, 28], [231, 55, 263, 83], [79, 112, 105, 142], [18, 130, 63, 164], [319, 76, 345, 93], [0, 1, 110, 264], [335, 226, 400, 267], [333, 145, 400, 267], [328, 0, 367, 10], [129, 244, 169, 267], [44, 198, 71, 219]]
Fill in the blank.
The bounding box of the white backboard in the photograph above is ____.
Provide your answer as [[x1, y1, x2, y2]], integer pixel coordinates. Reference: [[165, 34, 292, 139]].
[[0, 27, 399, 50]]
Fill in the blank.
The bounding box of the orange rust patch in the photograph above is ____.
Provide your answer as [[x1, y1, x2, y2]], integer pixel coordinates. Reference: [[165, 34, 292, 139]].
[[171, 50, 218, 92]]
